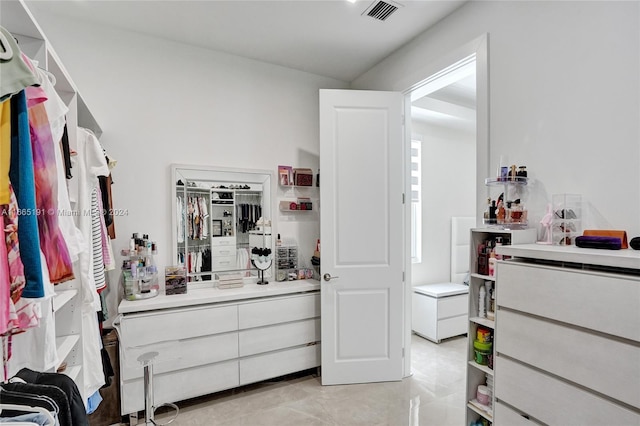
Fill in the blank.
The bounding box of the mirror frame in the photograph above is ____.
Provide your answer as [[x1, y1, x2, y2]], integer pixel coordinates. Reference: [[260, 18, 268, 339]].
[[170, 164, 273, 284]]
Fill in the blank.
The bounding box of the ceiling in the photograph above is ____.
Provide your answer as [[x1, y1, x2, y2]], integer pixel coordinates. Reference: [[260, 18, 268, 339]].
[[25, 0, 467, 83]]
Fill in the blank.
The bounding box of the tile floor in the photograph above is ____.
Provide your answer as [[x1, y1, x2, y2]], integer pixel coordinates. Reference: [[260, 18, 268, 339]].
[[134, 334, 467, 426]]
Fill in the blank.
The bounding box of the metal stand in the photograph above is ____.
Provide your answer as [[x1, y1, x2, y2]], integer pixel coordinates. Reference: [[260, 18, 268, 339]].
[[137, 352, 179, 426], [252, 257, 272, 285]]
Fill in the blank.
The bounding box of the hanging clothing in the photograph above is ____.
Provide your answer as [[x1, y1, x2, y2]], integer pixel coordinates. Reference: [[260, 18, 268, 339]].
[[0, 26, 39, 102], [28, 100, 74, 284], [36, 64, 83, 263], [15, 368, 88, 426], [70, 127, 107, 403], [0, 99, 10, 205], [176, 194, 184, 243], [21, 54, 47, 108], [1, 381, 67, 426], [96, 186, 114, 272], [90, 188, 106, 293], [8, 90, 44, 298], [0, 223, 10, 335], [9, 252, 57, 378]]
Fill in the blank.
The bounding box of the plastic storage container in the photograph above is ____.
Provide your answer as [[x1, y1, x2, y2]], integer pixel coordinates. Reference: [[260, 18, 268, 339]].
[[473, 339, 492, 365]]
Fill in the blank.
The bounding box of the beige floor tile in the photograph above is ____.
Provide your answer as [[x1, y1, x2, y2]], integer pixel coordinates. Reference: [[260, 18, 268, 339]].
[[125, 334, 468, 426]]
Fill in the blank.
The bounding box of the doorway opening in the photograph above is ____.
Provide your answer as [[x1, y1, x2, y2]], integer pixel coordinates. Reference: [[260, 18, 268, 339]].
[[402, 35, 488, 377]]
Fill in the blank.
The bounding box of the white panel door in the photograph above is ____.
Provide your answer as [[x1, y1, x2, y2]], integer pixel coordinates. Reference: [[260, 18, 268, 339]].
[[319, 89, 404, 385]]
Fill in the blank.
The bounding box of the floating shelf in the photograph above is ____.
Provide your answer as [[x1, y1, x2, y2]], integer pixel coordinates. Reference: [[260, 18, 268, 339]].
[[53, 289, 78, 313], [279, 200, 313, 211]]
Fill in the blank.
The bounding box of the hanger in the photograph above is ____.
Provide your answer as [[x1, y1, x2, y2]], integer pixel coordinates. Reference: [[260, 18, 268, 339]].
[[0, 403, 55, 426], [0, 30, 14, 60], [37, 67, 56, 86]]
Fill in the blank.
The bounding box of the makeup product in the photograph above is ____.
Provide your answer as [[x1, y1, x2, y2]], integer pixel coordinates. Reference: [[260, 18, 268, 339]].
[[498, 155, 508, 181], [479, 284, 486, 318]]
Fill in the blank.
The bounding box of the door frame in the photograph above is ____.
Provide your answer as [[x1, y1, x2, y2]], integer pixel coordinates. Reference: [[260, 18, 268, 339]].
[[400, 34, 489, 376]]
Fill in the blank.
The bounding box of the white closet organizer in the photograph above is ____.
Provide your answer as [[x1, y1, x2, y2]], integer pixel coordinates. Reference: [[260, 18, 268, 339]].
[[465, 228, 536, 426], [116, 281, 321, 419], [493, 244, 640, 425], [1, 0, 102, 401]]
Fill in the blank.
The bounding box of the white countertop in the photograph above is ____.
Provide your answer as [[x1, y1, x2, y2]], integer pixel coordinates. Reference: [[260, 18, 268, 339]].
[[496, 244, 640, 271], [118, 279, 320, 314]]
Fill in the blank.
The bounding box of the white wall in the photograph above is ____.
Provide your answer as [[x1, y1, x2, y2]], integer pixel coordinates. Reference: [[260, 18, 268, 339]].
[[411, 121, 475, 285], [30, 13, 347, 319], [354, 1, 640, 237]]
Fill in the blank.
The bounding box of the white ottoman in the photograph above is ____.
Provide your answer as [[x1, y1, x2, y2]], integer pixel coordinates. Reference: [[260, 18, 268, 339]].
[[412, 283, 469, 343]]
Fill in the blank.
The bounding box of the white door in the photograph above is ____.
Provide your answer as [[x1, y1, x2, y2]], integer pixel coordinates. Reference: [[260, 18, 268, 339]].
[[319, 89, 404, 385]]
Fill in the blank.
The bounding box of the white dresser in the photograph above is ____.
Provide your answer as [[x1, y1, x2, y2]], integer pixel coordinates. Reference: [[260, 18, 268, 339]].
[[412, 283, 468, 343], [494, 244, 640, 425], [116, 280, 320, 417]]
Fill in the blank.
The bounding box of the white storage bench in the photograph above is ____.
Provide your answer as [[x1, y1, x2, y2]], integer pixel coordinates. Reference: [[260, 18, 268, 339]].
[[412, 283, 469, 343]]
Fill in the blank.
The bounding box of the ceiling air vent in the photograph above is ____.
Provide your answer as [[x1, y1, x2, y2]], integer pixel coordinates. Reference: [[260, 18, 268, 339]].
[[362, 0, 403, 21]]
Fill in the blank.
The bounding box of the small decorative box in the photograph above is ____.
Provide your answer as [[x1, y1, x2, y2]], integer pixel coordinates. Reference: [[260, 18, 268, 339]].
[[293, 168, 313, 186]]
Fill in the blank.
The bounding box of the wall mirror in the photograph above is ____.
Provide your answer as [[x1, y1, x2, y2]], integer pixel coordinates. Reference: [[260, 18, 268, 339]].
[[171, 164, 273, 284]]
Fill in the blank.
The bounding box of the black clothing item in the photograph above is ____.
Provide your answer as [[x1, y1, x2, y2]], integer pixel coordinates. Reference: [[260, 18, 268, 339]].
[[61, 123, 72, 179], [202, 248, 212, 281], [16, 368, 88, 426], [1, 381, 70, 425], [100, 346, 115, 388], [98, 175, 112, 227]]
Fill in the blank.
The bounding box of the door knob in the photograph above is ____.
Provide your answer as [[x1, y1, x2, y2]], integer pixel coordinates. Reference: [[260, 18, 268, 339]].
[[323, 273, 339, 282]]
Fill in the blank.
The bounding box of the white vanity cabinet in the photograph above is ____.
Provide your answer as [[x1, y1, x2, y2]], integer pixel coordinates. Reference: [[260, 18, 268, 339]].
[[493, 245, 640, 425], [117, 281, 321, 417]]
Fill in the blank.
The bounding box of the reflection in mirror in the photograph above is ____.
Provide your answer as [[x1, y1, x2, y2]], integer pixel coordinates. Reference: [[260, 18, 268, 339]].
[[171, 165, 272, 285]]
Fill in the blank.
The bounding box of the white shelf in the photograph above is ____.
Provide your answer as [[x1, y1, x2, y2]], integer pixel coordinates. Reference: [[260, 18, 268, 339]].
[[468, 360, 493, 376], [52, 289, 78, 313], [469, 316, 494, 329], [466, 228, 537, 426], [62, 365, 82, 382], [467, 400, 493, 422], [470, 273, 495, 282], [56, 334, 80, 362]]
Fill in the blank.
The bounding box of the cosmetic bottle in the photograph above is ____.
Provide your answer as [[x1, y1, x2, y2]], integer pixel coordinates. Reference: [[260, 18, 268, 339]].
[[276, 234, 282, 247], [497, 155, 508, 181], [497, 201, 505, 225], [517, 166, 527, 178], [489, 200, 497, 224], [483, 198, 491, 224], [504, 201, 513, 224], [479, 284, 486, 318], [510, 199, 524, 223], [488, 252, 496, 277], [494, 237, 503, 260]]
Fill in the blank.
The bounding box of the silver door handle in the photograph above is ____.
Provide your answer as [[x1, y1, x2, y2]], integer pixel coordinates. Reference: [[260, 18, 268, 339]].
[[323, 273, 339, 282]]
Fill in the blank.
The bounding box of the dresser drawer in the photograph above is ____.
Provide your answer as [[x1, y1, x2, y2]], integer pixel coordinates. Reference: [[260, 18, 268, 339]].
[[239, 318, 320, 357], [211, 236, 235, 247], [239, 344, 320, 385], [437, 294, 468, 319], [436, 315, 467, 341], [121, 332, 238, 380], [497, 310, 640, 409], [495, 357, 640, 425], [121, 360, 239, 415], [238, 293, 320, 329], [494, 402, 542, 426], [497, 260, 640, 341], [212, 255, 237, 269], [212, 246, 235, 257], [120, 304, 238, 347]]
